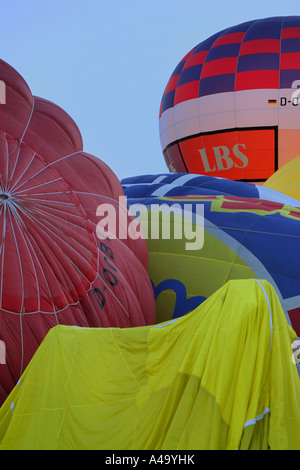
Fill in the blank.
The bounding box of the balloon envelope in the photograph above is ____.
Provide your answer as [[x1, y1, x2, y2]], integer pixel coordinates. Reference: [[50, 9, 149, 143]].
[[1, 280, 300, 450], [122, 174, 300, 334], [122, 172, 300, 206], [0, 60, 155, 405], [159, 16, 300, 182]]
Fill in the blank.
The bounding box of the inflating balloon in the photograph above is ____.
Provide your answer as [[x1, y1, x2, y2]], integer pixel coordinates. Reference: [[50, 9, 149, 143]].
[[159, 16, 300, 182], [0, 59, 155, 405], [122, 174, 300, 334], [1, 280, 300, 450], [264, 156, 300, 200]]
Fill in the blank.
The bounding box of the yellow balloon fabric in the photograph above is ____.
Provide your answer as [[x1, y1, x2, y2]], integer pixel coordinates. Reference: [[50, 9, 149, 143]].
[[139, 209, 257, 324], [264, 156, 300, 201], [0, 279, 300, 450]]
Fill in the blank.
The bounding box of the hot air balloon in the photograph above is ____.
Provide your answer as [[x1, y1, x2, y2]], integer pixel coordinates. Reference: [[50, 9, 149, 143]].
[[264, 155, 300, 200], [0, 59, 155, 405], [122, 174, 300, 334], [122, 172, 300, 205], [159, 16, 300, 183], [1, 279, 300, 449]]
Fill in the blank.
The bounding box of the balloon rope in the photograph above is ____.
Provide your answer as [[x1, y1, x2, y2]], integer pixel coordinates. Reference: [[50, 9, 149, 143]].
[[9, 152, 37, 192], [9, 204, 42, 313], [11, 151, 83, 194], [0, 203, 7, 308], [13, 177, 64, 195]]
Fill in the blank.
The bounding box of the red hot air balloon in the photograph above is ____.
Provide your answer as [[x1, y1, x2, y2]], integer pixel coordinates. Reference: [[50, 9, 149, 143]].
[[0, 59, 155, 405], [159, 16, 300, 183]]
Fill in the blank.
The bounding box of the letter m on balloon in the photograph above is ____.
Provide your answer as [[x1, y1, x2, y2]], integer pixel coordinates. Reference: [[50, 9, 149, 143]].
[[0, 80, 6, 104], [0, 340, 6, 364]]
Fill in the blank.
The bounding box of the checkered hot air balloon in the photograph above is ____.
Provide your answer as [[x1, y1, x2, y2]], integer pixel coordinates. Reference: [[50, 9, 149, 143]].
[[159, 16, 300, 183]]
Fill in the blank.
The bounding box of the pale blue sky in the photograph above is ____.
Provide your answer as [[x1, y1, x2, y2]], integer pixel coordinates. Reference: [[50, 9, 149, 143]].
[[0, 0, 299, 180]]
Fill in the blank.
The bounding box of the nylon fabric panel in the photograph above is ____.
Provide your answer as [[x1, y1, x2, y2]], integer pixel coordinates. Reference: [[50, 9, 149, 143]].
[[0, 279, 299, 450], [264, 155, 300, 200], [122, 177, 300, 333], [0, 59, 156, 405]]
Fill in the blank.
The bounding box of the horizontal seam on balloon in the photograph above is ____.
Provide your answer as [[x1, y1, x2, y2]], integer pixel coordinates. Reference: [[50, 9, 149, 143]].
[[0, 254, 133, 317], [10, 399, 137, 416]]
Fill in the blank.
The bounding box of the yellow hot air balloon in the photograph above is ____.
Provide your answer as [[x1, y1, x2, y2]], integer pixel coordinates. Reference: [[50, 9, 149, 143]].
[[264, 156, 300, 200]]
